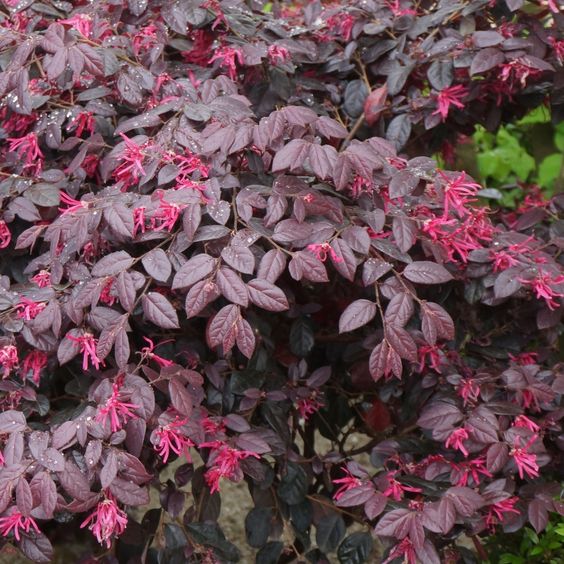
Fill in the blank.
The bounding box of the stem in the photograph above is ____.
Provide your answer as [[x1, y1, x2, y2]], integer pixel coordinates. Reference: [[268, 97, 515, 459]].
[[471, 535, 489, 562], [341, 112, 365, 151]]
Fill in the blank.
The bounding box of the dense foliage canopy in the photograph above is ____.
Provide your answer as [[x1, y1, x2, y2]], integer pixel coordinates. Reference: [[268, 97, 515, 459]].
[[0, 0, 563, 562]]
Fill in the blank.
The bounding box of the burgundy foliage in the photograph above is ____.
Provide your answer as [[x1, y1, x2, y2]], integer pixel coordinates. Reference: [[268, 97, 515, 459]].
[[0, 0, 563, 562]]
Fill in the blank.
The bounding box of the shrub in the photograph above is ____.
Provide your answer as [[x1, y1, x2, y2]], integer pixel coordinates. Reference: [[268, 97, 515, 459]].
[[0, 1, 563, 562]]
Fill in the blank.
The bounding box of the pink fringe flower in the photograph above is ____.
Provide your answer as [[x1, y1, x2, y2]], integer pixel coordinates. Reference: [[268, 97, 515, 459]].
[[141, 337, 174, 368], [66, 111, 95, 137], [208, 46, 244, 80], [113, 134, 152, 190], [151, 194, 186, 232], [153, 417, 194, 463], [7, 133, 43, 175], [95, 382, 139, 433], [66, 332, 103, 371], [452, 456, 492, 487], [383, 471, 422, 501], [438, 170, 481, 218], [383, 538, 417, 564], [21, 350, 48, 385], [201, 441, 260, 494], [513, 415, 540, 433], [485, 497, 520, 532], [31, 270, 51, 288], [0, 220, 11, 249], [519, 271, 564, 311], [445, 427, 470, 457], [433, 85, 468, 121], [59, 14, 93, 37], [133, 207, 146, 237], [332, 468, 364, 501], [307, 242, 343, 263], [510, 435, 540, 479], [15, 297, 47, 321], [267, 45, 290, 66], [80, 493, 128, 548], [458, 378, 480, 406], [296, 393, 324, 421], [0, 510, 40, 541], [0, 345, 19, 378]]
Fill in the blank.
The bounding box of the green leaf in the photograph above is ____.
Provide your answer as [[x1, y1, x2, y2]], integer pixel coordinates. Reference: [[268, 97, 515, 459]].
[[477, 151, 501, 179], [511, 150, 535, 181], [537, 153, 562, 189], [516, 106, 550, 125], [554, 123, 564, 151]]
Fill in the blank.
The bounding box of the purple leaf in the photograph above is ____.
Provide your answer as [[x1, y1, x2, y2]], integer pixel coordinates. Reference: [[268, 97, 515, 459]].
[[18, 533, 53, 564], [272, 219, 313, 243], [247, 279, 289, 312], [364, 492, 387, 520], [363, 259, 393, 286], [374, 508, 412, 537], [100, 450, 119, 489], [104, 205, 133, 239], [385, 325, 417, 362], [403, 262, 453, 284], [385, 293, 414, 327], [289, 251, 329, 283], [207, 304, 240, 353], [421, 302, 455, 344], [172, 254, 217, 290], [169, 380, 193, 417], [470, 48, 505, 75], [486, 442, 509, 473], [142, 249, 172, 282], [418, 402, 463, 430], [257, 250, 287, 283], [392, 215, 416, 253], [308, 143, 337, 180], [389, 171, 419, 198], [58, 460, 91, 501], [0, 410, 26, 433], [369, 340, 403, 382], [185, 279, 220, 318], [528, 499, 549, 533], [142, 292, 179, 329], [335, 484, 375, 507], [16, 477, 33, 516], [330, 239, 357, 281], [338, 299, 377, 334], [235, 433, 270, 454], [271, 139, 309, 173], [183, 203, 202, 241], [216, 267, 249, 306], [110, 478, 149, 505], [221, 245, 256, 275], [91, 251, 134, 277], [51, 421, 77, 450], [316, 116, 347, 139], [445, 487, 484, 517], [236, 317, 256, 359]]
